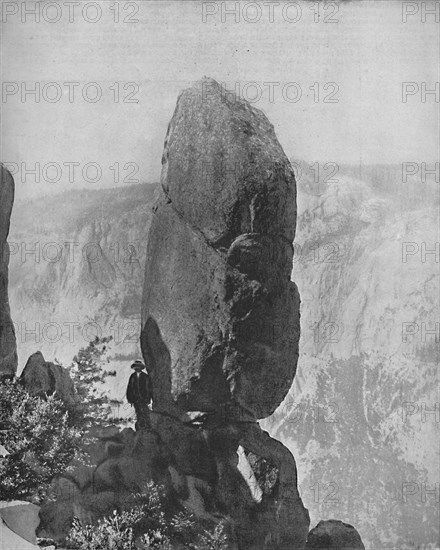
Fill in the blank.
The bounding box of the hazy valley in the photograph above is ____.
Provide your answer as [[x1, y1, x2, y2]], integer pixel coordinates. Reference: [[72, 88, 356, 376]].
[[8, 165, 439, 548]]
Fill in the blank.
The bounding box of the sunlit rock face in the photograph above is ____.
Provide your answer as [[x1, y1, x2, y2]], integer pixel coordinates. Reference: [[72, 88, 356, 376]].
[[141, 77, 300, 420], [0, 164, 17, 377]]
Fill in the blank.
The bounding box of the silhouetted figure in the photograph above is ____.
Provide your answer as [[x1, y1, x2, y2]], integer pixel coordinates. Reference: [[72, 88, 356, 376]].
[[126, 360, 153, 429]]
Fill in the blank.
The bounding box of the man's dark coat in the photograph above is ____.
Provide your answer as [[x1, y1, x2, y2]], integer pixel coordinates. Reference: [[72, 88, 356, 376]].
[[126, 371, 153, 404]]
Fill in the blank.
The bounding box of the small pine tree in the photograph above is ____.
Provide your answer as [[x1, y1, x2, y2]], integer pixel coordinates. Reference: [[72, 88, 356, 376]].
[[67, 335, 123, 428]]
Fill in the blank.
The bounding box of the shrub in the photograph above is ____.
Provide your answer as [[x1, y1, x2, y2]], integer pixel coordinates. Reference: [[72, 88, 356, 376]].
[[65, 483, 230, 550], [196, 522, 230, 550], [66, 511, 165, 550], [0, 379, 82, 502]]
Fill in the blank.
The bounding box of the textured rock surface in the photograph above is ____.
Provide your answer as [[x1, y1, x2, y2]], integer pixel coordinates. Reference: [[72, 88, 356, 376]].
[[39, 415, 309, 549], [141, 77, 300, 420], [306, 520, 365, 550], [0, 164, 17, 377], [20, 351, 76, 405]]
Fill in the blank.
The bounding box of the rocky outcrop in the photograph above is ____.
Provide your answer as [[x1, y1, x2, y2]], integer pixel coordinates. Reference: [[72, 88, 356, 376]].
[[0, 164, 17, 377], [20, 351, 76, 405], [139, 78, 308, 549], [40, 79, 309, 549], [306, 520, 365, 550], [141, 76, 300, 421], [38, 420, 214, 542], [39, 413, 309, 549]]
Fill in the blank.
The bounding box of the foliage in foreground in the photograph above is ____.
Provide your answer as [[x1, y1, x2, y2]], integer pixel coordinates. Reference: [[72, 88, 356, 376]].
[[0, 378, 82, 502], [0, 336, 129, 502], [66, 483, 230, 550]]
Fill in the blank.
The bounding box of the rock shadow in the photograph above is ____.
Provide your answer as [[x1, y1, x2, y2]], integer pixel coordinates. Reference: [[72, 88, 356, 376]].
[[140, 316, 176, 416]]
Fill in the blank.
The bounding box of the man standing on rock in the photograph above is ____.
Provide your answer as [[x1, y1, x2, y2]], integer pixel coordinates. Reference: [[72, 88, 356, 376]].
[[126, 360, 153, 429]]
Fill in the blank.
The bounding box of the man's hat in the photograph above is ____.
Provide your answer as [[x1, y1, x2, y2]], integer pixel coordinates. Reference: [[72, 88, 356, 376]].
[[131, 360, 146, 370]]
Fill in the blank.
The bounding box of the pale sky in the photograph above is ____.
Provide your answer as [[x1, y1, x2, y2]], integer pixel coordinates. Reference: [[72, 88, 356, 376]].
[[1, 0, 439, 199]]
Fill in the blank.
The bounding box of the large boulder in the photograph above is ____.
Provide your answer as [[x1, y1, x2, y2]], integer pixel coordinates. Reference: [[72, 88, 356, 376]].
[[20, 351, 76, 405], [141, 77, 300, 420], [306, 520, 365, 550], [0, 164, 17, 377]]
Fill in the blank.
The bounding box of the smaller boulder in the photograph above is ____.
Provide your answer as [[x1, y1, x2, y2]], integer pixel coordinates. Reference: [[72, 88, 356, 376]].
[[20, 352, 51, 397], [0, 501, 40, 545], [20, 351, 76, 405], [0, 518, 40, 549], [306, 520, 365, 550]]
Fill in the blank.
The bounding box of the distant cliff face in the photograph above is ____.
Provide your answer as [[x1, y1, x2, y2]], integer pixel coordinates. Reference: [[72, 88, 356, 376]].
[[7, 167, 439, 547], [296, 175, 438, 360], [0, 164, 17, 377], [8, 183, 159, 398], [263, 175, 439, 548]]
